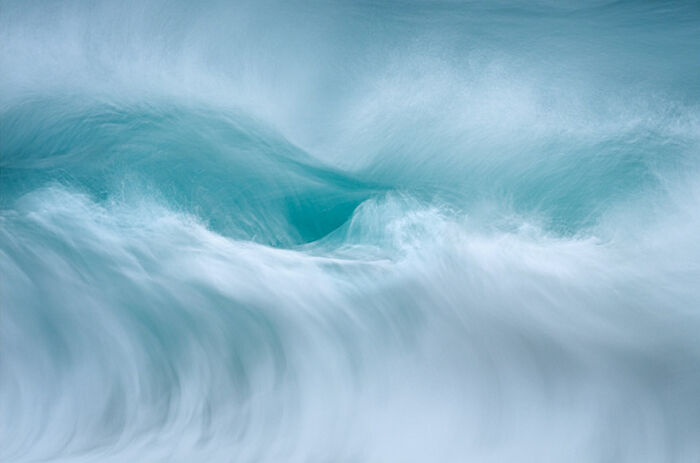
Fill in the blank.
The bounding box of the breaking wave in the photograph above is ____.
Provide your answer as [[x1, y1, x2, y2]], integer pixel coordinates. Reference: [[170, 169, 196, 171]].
[[2, 0, 700, 461]]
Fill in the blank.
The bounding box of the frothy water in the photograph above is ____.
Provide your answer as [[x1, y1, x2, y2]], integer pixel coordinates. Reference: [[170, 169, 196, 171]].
[[2, 1, 700, 462]]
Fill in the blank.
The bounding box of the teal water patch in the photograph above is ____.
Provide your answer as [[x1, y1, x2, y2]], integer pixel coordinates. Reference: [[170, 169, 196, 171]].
[[1, 96, 380, 246]]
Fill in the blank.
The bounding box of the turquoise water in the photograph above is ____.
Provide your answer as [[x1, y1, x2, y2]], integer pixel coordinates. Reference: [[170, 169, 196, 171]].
[[2, 1, 700, 461]]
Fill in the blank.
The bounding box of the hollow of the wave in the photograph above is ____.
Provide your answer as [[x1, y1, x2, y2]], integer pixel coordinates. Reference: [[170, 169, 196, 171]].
[[0, 97, 377, 246]]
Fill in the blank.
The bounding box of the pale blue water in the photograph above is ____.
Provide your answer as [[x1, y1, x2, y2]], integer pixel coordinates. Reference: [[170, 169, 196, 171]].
[[2, 1, 700, 461]]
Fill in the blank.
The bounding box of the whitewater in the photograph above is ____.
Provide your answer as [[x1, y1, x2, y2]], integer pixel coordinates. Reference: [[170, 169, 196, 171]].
[[1, 0, 700, 461]]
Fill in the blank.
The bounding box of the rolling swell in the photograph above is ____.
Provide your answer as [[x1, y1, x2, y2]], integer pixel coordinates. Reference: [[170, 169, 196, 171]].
[[2, 0, 700, 462]]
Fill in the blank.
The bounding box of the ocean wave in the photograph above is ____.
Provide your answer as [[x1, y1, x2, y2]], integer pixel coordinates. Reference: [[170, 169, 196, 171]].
[[2, 0, 700, 461]]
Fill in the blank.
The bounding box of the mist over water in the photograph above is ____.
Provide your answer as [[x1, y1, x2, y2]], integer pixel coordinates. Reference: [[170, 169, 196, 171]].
[[2, 1, 700, 461]]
